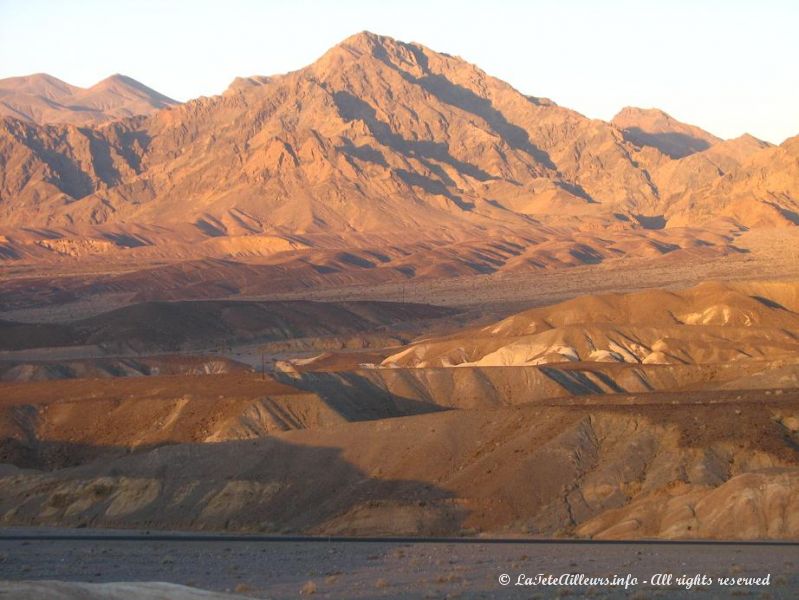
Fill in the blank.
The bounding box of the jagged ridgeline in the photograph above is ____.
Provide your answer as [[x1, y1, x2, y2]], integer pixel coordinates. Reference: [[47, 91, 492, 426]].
[[1, 32, 797, 238]]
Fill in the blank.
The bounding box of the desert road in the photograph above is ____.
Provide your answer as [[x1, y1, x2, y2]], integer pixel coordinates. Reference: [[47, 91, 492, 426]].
[[1, 530, 798, 545], [1, 528, 797, 598]]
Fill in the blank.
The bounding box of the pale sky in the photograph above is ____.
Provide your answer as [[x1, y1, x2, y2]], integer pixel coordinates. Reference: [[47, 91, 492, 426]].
[[1, 0, 797, 143]]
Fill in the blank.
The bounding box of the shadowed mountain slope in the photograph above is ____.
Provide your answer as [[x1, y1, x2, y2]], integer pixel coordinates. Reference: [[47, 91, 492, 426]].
[[0, 299, 455, 352], [612, 106, 721, 158]]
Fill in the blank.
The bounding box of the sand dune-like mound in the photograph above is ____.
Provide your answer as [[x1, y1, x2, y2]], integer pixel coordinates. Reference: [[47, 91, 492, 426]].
[[577, 469, 799, 539], [382, 280, 799, 368], [279, 361, 799, 410], [1, 278, 798, 539]]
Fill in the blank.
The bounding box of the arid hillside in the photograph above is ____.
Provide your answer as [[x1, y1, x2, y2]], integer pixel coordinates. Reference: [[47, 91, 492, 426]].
[[1, 280, 798, 540], [612, 106, 721, 158], [1, 377, 797, 540], [381, 280, 799, 368]]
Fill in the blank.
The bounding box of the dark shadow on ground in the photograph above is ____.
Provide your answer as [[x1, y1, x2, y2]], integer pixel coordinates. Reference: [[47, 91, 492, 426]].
[[0, 435, 464, 535]]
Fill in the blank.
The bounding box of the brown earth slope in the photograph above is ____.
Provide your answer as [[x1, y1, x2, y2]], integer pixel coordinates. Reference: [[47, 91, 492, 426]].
[[381, 280, 799, 368], [0, 388, 797, 539], [0, 373, 444, 470]]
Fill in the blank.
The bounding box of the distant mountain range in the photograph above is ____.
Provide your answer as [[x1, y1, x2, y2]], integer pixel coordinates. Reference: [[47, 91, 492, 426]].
[[0, 32, 796, 269], [0, 73, 177, 125]]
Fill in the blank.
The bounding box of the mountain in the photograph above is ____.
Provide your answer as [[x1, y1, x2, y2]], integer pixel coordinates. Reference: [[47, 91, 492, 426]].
[[0, 32, 658, 229], [0, 73, 177, 125], [666, 134, 799, 227], [649, 133, 773, 202], [612, 106, 721, 158], [0, 32, 796, 275]]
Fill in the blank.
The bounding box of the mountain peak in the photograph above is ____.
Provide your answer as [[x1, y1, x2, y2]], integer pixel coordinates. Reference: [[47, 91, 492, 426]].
[[2, 32, 797, 239], [88, 74, 176, 104], [4, 72, 70, 86], [0, 72, 177, 124], [732, 132, 767, 145], [224, 75, 272, 95], [321, 30, 435, 69], [93, 73, 135, 87], [613, 106, 721, 158], [340, 30, 385, 47], [614, 106, 682, 128], [0, 73, 78, 100]]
